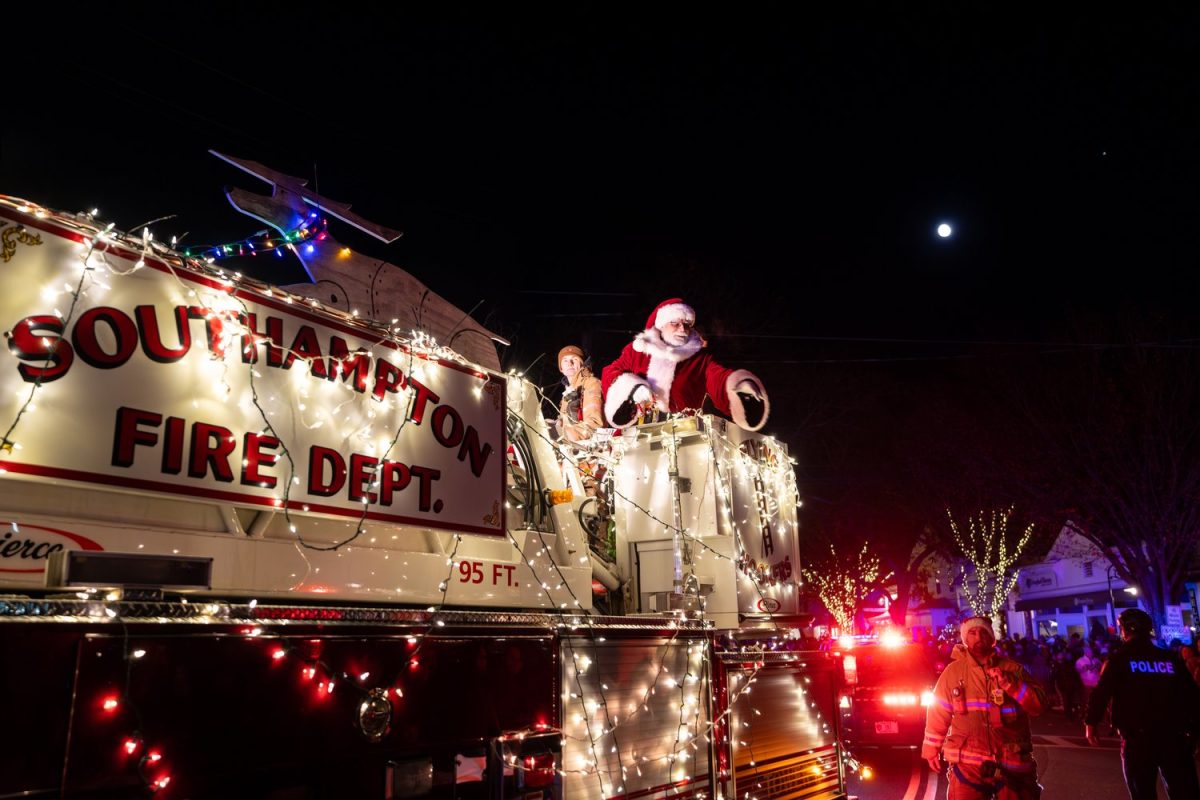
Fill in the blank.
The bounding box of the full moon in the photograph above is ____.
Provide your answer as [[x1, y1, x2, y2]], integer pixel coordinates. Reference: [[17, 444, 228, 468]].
[[937, 223, 953, 238]]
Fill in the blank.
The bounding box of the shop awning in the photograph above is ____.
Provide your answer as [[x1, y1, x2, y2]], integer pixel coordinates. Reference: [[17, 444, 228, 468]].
[[1014, 590, 1114, 612]]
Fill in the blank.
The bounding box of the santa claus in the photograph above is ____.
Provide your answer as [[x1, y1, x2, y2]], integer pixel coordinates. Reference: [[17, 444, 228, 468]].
[[601, 298, 769, 431]]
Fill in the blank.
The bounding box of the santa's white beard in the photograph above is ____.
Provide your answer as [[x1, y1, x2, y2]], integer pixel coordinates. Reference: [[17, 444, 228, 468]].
[[662, 328, 690, 346]]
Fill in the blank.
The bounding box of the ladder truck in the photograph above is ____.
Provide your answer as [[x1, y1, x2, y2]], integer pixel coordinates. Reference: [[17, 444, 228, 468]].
[[0, 174, 849, 800]]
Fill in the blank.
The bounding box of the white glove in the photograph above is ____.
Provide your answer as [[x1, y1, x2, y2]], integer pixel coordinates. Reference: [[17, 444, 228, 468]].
[[632, 385, 654, 404], [735, 379, 761, 401]]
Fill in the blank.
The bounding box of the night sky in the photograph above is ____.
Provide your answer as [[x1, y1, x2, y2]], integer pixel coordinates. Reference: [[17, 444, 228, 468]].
[[7, 6, 1200, 509]]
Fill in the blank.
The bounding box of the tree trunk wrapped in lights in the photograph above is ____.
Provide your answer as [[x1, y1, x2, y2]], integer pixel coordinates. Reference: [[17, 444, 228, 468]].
[[948, 507, 1033, 622], [803, 543, 889, 633]]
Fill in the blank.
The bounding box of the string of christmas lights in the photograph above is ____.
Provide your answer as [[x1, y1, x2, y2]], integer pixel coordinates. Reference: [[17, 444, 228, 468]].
[[948, 506, 1034, 619], [510, 516, 702, 795], [180, 212, 328, 261], [0, 198, 496, 562], [527, 387, 807, 628], [101, 541, 472, 792], [514, 402, 800, 628], [801, 543, 890, 633]]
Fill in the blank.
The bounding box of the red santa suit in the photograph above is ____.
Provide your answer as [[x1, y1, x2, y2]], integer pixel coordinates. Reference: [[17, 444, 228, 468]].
[[601, 298, 769, 432]]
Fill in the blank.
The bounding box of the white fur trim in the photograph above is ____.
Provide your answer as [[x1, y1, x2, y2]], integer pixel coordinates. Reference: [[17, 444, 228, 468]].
[[631, 327, 703, 361], [960, 616, 994, 642], [725, 369, 769, 432], [653, 302, 696, 330], [645, 354, 675, 412], [605, 372, 650, 428]]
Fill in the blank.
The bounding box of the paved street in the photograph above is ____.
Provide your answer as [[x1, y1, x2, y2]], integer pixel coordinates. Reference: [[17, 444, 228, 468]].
[[845, 711, 1178, 800]]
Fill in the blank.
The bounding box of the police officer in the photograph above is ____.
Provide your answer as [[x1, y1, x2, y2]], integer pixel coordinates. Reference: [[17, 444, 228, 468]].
[[1084, 608, 1200, 800]]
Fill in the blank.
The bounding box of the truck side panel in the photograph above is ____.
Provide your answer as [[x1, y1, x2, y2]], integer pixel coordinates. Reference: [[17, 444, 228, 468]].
[[720, 652, 846, 800], [561, 636, 711, 800]]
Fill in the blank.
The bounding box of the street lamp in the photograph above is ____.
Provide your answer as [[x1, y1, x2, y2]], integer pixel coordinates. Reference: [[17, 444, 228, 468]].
[[1105, 564, 1118, 627]]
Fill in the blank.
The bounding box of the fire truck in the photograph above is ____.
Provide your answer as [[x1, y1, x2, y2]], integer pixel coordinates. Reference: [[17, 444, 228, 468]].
[[0, 168, 849, 800]]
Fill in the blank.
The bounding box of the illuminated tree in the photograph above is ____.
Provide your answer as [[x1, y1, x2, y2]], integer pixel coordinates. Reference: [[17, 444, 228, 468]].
[[803, 543, 889, 633], [948, 507, 1033, 621]]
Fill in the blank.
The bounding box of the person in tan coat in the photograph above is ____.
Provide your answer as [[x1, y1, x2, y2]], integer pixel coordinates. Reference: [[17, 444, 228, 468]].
[[922, 616, 1047, 799], [555, 345, 605, 497], [556, 345, 604, 442]]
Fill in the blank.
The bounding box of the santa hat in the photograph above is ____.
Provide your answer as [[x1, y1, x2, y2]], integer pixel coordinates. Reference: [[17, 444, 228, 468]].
[[646, 298, 696, 331], [960, 616, 994, 642]]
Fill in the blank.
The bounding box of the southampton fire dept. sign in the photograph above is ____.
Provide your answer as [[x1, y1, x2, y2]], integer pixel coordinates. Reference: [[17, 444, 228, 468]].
[[0, 207, 505, 536]]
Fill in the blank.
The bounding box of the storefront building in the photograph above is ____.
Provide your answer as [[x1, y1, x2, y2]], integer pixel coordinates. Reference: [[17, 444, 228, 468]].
[[1006, 527, 1193, 644]]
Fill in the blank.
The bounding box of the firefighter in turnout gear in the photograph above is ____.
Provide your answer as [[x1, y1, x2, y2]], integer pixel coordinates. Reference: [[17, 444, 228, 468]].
[[1084, 608, 1200, 800], [922, 616, 1047, 799]]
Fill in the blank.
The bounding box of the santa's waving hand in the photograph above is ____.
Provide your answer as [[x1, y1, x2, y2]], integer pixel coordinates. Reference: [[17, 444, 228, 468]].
[[601, 298, 769, 431]]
